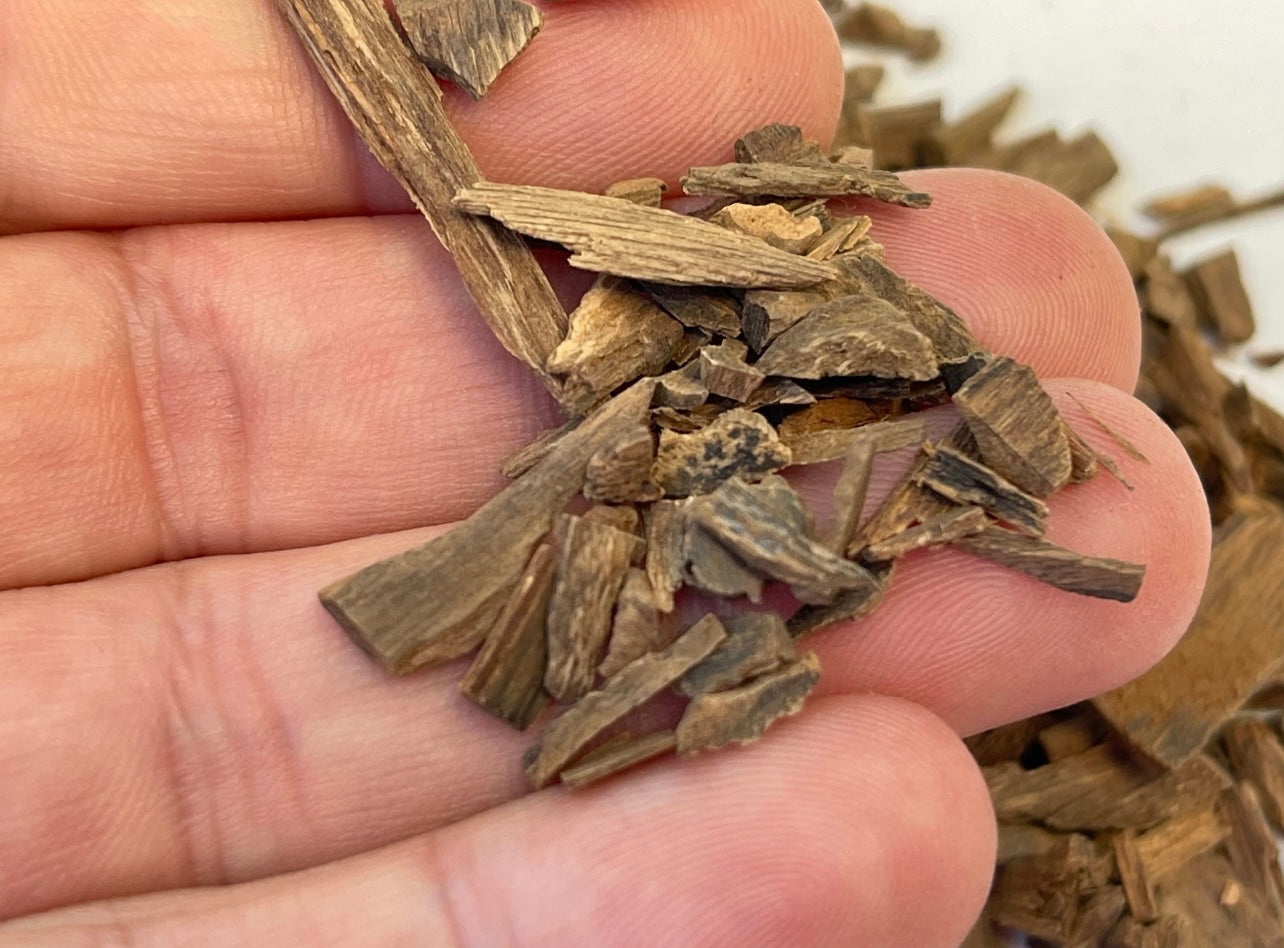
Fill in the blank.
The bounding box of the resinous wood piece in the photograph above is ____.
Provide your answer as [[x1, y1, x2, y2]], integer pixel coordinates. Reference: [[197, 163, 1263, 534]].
[[952, 526, 1145, 603], [675, 652, 821, 754], [681, 161, 932, 208], [653, 409, 792, 497], [398, 0, 542, 99]]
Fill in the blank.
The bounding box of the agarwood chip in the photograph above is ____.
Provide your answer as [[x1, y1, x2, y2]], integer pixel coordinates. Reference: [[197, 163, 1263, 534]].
[[1112, 829, 1160, 923], [782, 415, 928, 465], [733, 123, 827, 164], [603, 177, 667, 207], [709, 202, 824, 254], [982, 129, 1119, 205], [1135, 805, 1231, 881], [688, 478, 881, 605], [501, 417, 579, 479], [642, 284, 743, 337], [788, 569, 892, 639], [1107, 914, 1193, 948], [953, 356, 1073, 497], [844, 63, 885, 102], [916, 443, 1050, 536], [1063, 420, 1102, 484], [583, 423, 659, 504], [547, 276, 683, 415], [1143, 255, 1200, 329], [1068, 886, 1129, 948], [806, 215, 875, 261], [671, 328, 713, 366], [675, 652, 821, 754], [653, 362, 709, 410], [1221, 717, 1284, 831], [1068, 394, 1149, 464], [855, 99, 943, 170], [319, 380, 653, 673], [1186, 249, 1256, 345], [825, 438, 876, 556], [524, 614, 727, 788], [1107, 227, 1161, 280], [739, 378, 816, 410], [653, 409, 792, 497], [699, 340, 766, 403], [459, 541, 555, 730], [953, 526, 1144, 602], [398, 0, 542, 99], [1037, 711, 1108, 762], [862, 506, 989, 562], [755, 296, 939, 382], [1093, 513, 1284, 766], [989, 834, 1112, 944], [598, 569, 669, 679], [926, 85, 1021, 165], [835, 2, 941, 61], [681, 162, 932, 208], [741, 288, 828, 352], [675, 613, 797, 697], [559, 731, 677, 789], [1143, 183, 1237, 229], [544, 511, 638, 702], [1217, 783, 1284, 911], [644, 500, 686, 614], [455, 183, 838, 288], [682, 520, 764, 603]]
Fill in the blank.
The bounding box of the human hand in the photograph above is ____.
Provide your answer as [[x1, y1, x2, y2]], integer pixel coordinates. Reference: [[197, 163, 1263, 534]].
[[0, 1, 1209, 945]]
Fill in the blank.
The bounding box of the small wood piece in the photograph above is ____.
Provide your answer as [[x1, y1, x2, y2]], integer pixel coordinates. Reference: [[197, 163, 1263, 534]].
[[681, 162, 932, 208], [604, 177, 666, 207], [1107, 915, 1193, 948], [953, 526, 1145, 603], [1142, 183, 1237, 230], [989, 834, 1112, 944], [455, 183, 839, 288], [1185, 249, 1256, 345], [643, 284, 744, 337], [845, 63, 885, 102], [1218, 783, 1284, 912], [459, 541, 555, 730], [654, 362, 709, 411], [524, 614, 727, 788], [1038, 711, 1108, 762], [1221, 717, 1284, 831], [855, 99, 943, 170], [787, 569, 890, 639], [675, 652, 821, 754], [598, 569, 668, 679], [319, 380, 653, 673], [741, 288, 828, 352], [653, 409, 792, 497], [1093, 513, 1284, 766], [709, 202, 824, 254], [825, 439, 876, 556], [1107, 227, 1161, 281], [398, 0, 542, 99], [1068, 886, 1129, 948], [1112, 829, 1160, 922], [806, 215, 875, 261], [847, 451, 956, 554], [927, 86, 1021, 165], [688, 478, 883, 605], [733, 124, 827, 164], [836, 2, 941, 61], [544, 511, 638, 702], [682, 521, 764, 603], [671, 328, 713, 366], [986, 129, 1119, 205], [675, 613, 797, 697], [559, 731, 677, 789], [862, 506, 989, 562], [1143, 255, 1200, 329], [755, 296, 939, 382], [583, 423, 659, 504], [644, 501, 686, 613], [699, 340, 766, 402], [952, 356, 1073, 497], [740, 378, 816, 410], [998, 823, 1064, 864], [547, 276, 683, 415], [1135, 805, 1230, 881], [1068, 394, 1149, 464], [916, 443, 1049, 536], [501, 418, 579, 479], [783, 416, 929, 466]]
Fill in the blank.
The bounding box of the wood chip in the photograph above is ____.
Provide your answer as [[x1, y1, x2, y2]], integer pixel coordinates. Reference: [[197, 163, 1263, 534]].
[[671, 328, 713, 366], [644, 500, 686, 614], [681, 162, 932, 208], [1186, 249, 1256, 345], [682, 520, 764, 603], [787, 569, 891, 639], [1112, 829, 1160, 922], [1221, 717, 1284, 832], [855, 99, 943, 170], [847, 450, 956, 554], [653, 409, 792, 497], [544, 511, 638, 702], [1143, 255, 1201, 329], [836, 2, 941, 61], [926, 86, 1021, 165], [675, 612, 797, 697], [740, 378, 816, 410], [501, 417, 579, 479], [1142, 183, 1237, 230], [709, 202, 824, 254], [319, 380, 653, 673], [459, 541, 555, 730], [1069, 886, 1129, 948], [741, 288, 828, 352], [953, 526, 1145, 602], [755, 296, 939, 382], [559, 731, 677, 789], [825, 439, 876, 556], [454, 183, 838, 288], [1093, 513, 1284, 766], [604, 177, 667, 207], [643, 284, 744, 337], [806, 215, 875, 261], [1068, 394, 1150, 464], [582, 422, 659, 504], [398, 0, 542, 99], [862, 506, 989, 562], [734, 123, 827, 164], [989, 834, 1112, 944], [699, 340, 766, 402], [953, 356, 1072, 497], [1107, 915, 1193, 948], [1107, 227, 1161, 281], [782, 415, 928, 465], [1218, 783, 1284, 911], [653, 362, 709, 411], [1136, 805, 1230, 881], [998, 823, 1064, 865], [845, 63, 885, 102], [916, 443, 1050, 536], [598, 569, 668, 679], [547, 276, 683, 415], [1038, 711, 1108, 762], [688, 478, 883, 605], [524, 614, 727, 788], [984, 129, 1119, 205], [675, 652, 821, 754]]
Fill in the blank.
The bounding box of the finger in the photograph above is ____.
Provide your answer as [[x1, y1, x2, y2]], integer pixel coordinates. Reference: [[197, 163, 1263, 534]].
[[0, 697, 995, 948], [0, 170, 1140, 588], [0, 382, 1199, 916], [0, 0, 842, 233]]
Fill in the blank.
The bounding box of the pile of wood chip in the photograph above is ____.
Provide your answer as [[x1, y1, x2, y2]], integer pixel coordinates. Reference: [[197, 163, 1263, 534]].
[[820, 3, 1284, 945]]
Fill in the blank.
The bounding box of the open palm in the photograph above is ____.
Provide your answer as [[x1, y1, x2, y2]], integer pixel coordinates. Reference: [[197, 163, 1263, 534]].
[[0, 1, 1210, 945]]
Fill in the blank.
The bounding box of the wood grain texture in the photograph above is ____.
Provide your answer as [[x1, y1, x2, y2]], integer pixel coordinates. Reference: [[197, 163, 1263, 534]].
[[653, 409, 792, 498], [952, 526, 1145, 603], [698, 340, 765, 402], [273, 0, 566, 393], [862, 506, 988, 562], [675, 613, 796, 697], [398, 0, 542, 99], [676, 652, 821, 754], [681, 161, 932, 208], [916, 444, 1049, 537], [598, 569, 667, 679], [559, 731, 677, 789]]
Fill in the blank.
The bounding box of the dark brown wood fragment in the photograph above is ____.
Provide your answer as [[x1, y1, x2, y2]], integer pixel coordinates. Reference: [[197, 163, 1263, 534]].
[[755, 296, 939, 382], [1038, 711, 1108, 762], [273, 0, 567, 394], [682, 521, 764, 603], [1112, 829, 1160, 922], [836, 2, 941, 61], [741, 288, 828, 352], [398, 0, 541, 99], [1068, 886, 1129, 948], [953, 526, 1144, 602], [734, 123, 826, 164], [709, 202, 823, 254], [688, 478, 882, 605], [1143, 255, 1200, 328], [1221, 717, 1284, 831], [862, 506, 989, 562], [524, 614, 727, 788], [926, 86, 1021, 165], [1093, 513, 1284, 766], [643, 284, 743, 337], [982, 129, 1119, 205], [953, 356, 1072, 497], [1155, 184, 1284, 239], [675, 613, 797, 697], [603, 177, 666, 207], [699, 340, 766, 402], [598, 569, 668, 679], [1185, 249, 1256, 345], [847, 450, 956, 554], [459, 542, 555, 730], [1218, 783, 1284, 912], [319, 380, 652, 673], [855, 99, 943, 170], [644, 501, 686, 614], [583, 423, 659, 504], [653, 409, 792, 497], [559, 731, 677, 789], [675, 652, 821, 754], [544, 511, 638, 702], [681, 162, 932, 208], [989, 834, 1112, 943], [787, 567, 890, 639], [1107, 226, 1161, 280], [825, 438, 876, 556], [455, 183, 838, 288], [1107, 915, 1193, 948], [916, 444, 1049, 536]]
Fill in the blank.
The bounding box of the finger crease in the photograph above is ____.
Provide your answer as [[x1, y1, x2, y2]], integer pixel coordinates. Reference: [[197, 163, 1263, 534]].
[[412, 837, 470, 948]]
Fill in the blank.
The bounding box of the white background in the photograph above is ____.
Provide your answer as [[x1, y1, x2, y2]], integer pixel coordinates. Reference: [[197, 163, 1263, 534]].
[[849, 0, 1284, 408]]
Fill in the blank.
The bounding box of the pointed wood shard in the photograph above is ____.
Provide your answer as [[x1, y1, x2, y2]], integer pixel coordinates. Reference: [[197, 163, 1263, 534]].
[[755, 296, 939, 382], [734, 124, 827, 164], [681, 161, 932, 208], [862, 506, 989, 562], [916, 443, 1050, 536], [583, 423, 660, 504], [560, 731, 677, 789], [682, 520, 764, 602], [741, 288, 828, 352], [454, 183, 838, 288], [598, 569, 668, 679], [459, 542, 555, 729], [676, 652, 821, 754], [524, 614, 727, 788], [953, 356, 1073, 497], [953, 526, 1145, 602], [653, 409, 792, 497], [644, 501, 686, 613], [544, 512, 637, 702], [675, 613, 797, 697], [319, 380, 653, 673], [399, 0, 542, 99], [699, 340, 766, 402], [603, 177, 667, 207]]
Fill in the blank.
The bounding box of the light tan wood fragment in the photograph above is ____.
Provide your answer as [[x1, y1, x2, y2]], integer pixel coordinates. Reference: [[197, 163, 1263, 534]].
[[1038, 712, 1108, 762], [855, 99, 943, 169], [1112, 829, 1160, 922], [676, 652, 821, 753], [1135, 806, 1230, 881], [583, 423, 660, 504], [604, 177, 666, 207], [1222, 717, 1284, 831], [783, 416, 928, 466], [1143, 183, 1237, 228], [927, 86, 1021, 164], [681, 162, 932, 208], [399, 0, 542, 99], [710, 203, 824, 254]]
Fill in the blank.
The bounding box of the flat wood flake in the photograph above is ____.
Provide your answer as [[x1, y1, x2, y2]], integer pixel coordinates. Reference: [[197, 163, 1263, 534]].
[[676, 652, 821, 754], [398, 0, 542, 99]]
